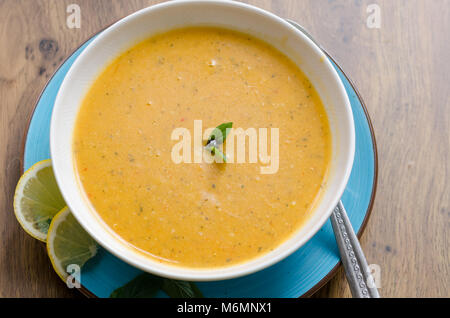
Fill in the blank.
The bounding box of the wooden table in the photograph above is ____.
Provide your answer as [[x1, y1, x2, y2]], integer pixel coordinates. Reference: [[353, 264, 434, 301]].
[[0, 0, 448, 298]]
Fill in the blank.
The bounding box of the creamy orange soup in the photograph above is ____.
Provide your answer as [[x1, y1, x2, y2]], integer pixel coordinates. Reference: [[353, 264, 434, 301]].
[[73, 27, 331, 268]]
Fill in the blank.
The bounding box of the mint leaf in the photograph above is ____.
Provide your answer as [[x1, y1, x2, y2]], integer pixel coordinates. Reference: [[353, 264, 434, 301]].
[[205, 122, 232, 162], [110, 273, 204, 298], [209, 146, 227, 163], [189, 282, 204, 298], [110, 273, 162, 298], [162, 279, 204, 298], [206, 122, 233, 146]]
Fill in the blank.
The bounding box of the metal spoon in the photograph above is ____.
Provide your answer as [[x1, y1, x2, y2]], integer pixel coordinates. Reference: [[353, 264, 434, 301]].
[[331, 201, 380, 298], [286, 20, 380, 298]]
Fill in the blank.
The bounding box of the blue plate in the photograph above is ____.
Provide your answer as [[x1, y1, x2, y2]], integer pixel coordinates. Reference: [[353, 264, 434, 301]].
[[23, 30, 377, 298]]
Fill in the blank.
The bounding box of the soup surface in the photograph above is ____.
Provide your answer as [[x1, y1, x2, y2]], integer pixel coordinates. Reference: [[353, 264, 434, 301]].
[[73, 27, 331, 268]]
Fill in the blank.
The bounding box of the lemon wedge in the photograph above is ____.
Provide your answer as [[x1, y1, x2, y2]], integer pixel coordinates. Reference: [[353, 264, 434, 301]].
[[13, 159, 66, 241], [47, 207, 98, 281]]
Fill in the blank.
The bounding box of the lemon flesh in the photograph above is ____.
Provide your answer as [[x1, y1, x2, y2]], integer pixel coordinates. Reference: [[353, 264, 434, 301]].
[[14, 159, 66, 241], [47, 207, 98, 281]]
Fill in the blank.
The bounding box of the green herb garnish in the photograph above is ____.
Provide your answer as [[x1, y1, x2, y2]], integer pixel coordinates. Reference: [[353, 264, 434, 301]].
[[162, 279, 204, 298], [110, 273, 203, 298], [110, 273, 163, 298], [206, 122, 233, 145], [205, 122, 233, 162]]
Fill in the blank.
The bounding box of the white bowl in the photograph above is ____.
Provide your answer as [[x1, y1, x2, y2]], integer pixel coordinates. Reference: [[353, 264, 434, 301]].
[[50, 0, 355, 281]]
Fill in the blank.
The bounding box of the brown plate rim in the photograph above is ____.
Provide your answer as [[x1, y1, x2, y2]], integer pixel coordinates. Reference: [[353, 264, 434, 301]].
[[20, 20, 378, 299]]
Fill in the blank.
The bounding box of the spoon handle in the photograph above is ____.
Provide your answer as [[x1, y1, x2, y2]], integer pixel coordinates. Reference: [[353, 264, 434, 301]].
[[330, 201, 380, 298], [287, 19, 379, 298]]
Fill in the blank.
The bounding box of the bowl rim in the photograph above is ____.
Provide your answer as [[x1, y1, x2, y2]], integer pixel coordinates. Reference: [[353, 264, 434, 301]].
[[50, 0, 355, 281]]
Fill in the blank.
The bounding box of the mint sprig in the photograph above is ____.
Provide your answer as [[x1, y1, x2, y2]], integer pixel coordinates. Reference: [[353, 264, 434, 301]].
[[205, 122, 233, 162], [110, 273, 163, 298], [110, 273, 203, 298], [206, 122, 233, 145]]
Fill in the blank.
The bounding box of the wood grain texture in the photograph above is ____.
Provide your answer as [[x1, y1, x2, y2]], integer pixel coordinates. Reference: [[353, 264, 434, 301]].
[[0, 0, 448, 297]]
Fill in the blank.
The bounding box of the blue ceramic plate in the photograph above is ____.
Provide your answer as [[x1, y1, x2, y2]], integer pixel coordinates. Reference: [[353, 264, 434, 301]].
[[22, 27, 377, 298]]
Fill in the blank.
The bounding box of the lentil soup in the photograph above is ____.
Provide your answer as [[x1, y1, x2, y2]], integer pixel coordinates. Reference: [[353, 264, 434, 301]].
[[73, 27, 331, 268]]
